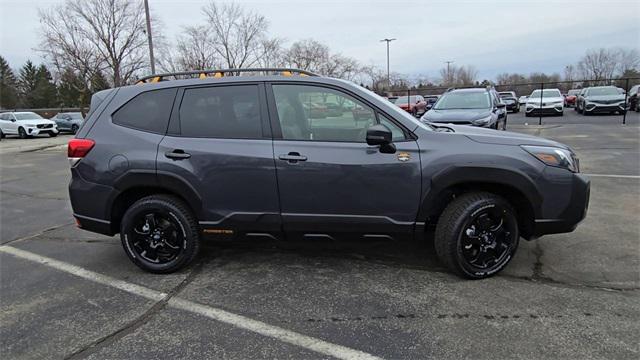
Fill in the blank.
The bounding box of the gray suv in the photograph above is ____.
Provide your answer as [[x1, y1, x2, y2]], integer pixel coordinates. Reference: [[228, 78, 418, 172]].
[[68, 68, 590, 279]]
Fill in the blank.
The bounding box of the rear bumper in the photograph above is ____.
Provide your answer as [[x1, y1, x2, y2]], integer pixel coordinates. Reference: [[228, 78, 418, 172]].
[[69, 168, 117, 236], [531, 173, 590, 238]]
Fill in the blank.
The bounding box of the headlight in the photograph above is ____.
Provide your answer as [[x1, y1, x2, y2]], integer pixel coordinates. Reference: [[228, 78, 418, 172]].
[[472, 115, 492, 125], [551, 100, 563, 105], [522, 145, 579, 173]]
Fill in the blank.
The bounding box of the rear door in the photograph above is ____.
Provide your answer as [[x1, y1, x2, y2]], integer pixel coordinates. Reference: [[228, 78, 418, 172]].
[[267, 82, 422, 241], [156, 82, 281, 237]]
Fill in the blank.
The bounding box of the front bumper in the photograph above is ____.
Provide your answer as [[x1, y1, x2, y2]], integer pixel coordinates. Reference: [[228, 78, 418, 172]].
[[526, 104, 563, 115], [531, 172, 590, 238], [584, 102, 627, 113], [25, 127, 59, 136]]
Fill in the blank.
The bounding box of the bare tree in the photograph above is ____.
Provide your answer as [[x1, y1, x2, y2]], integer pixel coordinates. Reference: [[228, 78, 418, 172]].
[[38, 0, 148, 87], [202, 2, 268, 69], [175, 25, 221, 71], [577, 48, 619, 81], [285, 39, 330, 72], [616, 48, 640, 74], [456, 65, 478, 85], [256, 38, 286, 68]]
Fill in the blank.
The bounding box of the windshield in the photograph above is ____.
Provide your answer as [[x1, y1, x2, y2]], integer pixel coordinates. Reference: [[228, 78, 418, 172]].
[[588, 88, 619, 96], [434, 92, 490, 110], [15, 112, 43, 120], [530, 89, 561, 98], [394, 96, 420, 105], [567, 90, 580, 95]]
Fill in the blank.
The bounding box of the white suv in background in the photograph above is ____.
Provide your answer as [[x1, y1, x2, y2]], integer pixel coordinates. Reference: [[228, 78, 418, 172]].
[[525, 88, 564, 117], [0, 112, 59, 139]]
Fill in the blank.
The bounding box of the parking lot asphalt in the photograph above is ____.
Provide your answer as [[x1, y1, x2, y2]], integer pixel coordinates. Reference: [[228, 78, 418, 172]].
[[1, 110, 639, 359]]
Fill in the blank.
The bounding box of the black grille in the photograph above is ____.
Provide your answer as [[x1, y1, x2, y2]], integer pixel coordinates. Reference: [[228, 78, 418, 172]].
[[37, 124, 53, 129]]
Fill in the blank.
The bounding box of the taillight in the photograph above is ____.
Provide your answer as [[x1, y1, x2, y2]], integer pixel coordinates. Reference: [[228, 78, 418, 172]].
[[68, 139, 95, 166]]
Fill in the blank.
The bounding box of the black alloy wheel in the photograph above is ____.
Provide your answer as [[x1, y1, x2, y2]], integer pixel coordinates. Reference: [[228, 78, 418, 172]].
[[121, 195, 200, 273], [435, 192, 519, 279]]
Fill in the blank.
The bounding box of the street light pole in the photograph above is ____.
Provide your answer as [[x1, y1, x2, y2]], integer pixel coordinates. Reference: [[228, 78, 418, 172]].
[[144, 0, 156, 74], [380, 38, 396, 90], [445, 60, 454, 85]]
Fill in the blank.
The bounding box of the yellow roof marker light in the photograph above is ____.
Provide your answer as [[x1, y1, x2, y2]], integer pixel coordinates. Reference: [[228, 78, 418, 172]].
[[213, 72, 223, 78], [282, 71, 293, 77]]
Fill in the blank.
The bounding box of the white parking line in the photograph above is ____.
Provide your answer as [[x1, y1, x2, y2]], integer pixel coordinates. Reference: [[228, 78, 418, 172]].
[[584, 173, 640, 179], [0, 245, 381, 360]]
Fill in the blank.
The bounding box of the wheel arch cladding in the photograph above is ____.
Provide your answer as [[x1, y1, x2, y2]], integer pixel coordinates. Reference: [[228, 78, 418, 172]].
[[109, 171, 203, 233], [420, 166, 541, 240]]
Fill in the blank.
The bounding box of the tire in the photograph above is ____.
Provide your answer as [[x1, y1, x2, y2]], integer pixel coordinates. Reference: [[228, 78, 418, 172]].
[[49, 132, 58, 137], [434, 192, 519, 279], [525, 112, 531, 117], [71, 125, 79, 134], [0, 129, 4, 139], [559, 111, 564, 117], [120, 195, 200, 273], [18, 127, 28, 139], [502, 118, 507, 131], [635, 102, 639, 112]]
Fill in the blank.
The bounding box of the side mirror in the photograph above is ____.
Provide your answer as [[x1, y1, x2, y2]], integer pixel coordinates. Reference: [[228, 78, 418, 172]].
[[366, 124, 396, 154], [10, 118, 16, 122], [426, 104, 433, 110]]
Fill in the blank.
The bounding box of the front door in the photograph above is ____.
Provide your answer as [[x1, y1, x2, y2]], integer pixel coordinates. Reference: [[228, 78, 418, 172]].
[[267, 83, 422, 241]]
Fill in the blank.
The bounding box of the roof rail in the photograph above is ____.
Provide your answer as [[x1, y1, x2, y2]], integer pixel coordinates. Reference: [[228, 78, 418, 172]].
[[136, 68, 320, 84]]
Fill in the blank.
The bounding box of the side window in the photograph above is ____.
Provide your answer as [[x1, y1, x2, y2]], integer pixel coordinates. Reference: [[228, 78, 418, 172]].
[[112, 88, 176, 134], [272, 84, 375, 142], [378, 114, 407, 142], [179, 85, 262, 139]]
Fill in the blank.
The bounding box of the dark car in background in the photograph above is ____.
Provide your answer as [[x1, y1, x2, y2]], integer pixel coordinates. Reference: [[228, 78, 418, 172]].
[[580, 86, 628, 115], [51, 112, 85, 134], [498, 91, 519, 113], [393, 95, 427, 117], [420, 88, 507, 129]]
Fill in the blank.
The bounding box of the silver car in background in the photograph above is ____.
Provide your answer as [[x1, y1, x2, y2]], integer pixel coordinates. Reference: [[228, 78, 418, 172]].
[[51, 112, 85, 134]]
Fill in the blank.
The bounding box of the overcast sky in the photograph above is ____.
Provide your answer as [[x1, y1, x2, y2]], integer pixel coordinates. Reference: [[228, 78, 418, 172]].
[[0, 0, 638, 80]]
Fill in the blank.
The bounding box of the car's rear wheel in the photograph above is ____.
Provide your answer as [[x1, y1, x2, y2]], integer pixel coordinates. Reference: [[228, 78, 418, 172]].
[[120, 195, 200, 273], [434, 192, 519, 279]]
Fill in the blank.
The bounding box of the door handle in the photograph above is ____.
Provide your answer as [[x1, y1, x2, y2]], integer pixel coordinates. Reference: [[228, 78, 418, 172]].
[[165, 149, 191, 160], [278, 152, 307, 163]]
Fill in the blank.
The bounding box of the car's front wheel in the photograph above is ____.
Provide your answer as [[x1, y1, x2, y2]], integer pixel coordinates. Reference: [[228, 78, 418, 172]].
[[71, 125, 79, 134], [120, 195, 200, 273], [434, 192, 519, 279], [18, 127, 29, 139], [49, 132, 58, 137]]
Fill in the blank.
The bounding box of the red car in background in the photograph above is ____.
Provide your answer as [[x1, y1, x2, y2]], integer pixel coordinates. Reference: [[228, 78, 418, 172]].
[[393, 95, 428, 116], [564, 89, 580, 107]]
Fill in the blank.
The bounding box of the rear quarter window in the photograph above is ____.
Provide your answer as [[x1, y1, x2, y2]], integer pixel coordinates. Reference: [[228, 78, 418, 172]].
[[112, 88, 177, 134]]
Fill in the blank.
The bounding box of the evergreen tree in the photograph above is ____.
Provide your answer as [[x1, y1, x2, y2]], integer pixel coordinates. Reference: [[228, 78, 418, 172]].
[[33, 64, 58, 107], [58, 68, 85, 107], [90, 71, 110, 93], [18, 60, 39, 107], [0, 55, 18, 109]]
